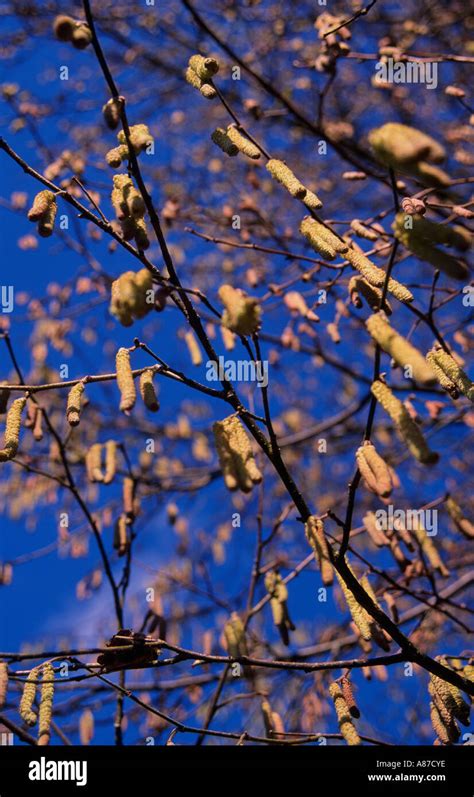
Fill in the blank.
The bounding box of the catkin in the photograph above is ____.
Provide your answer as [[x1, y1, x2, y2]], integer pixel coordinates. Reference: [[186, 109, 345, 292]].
[[305, 516, 333, 585], [189, 54, 219, 81], [85, 443, 104, 483], [267, 159, 306, 199], [28, 190, 57, 238], [0, 396, 26, 462], [66, 382, 85, 426], [261, 699, 284, 737], [348, 276, 392, 315], [413, 525, 449, 577], [427, 347, 474, 402], [122, 477, 135, 519], [445, 496, 474, 539], [184, 331, 203, 366], [0, 663, 8, 707], [103, 440, 117, 485], [335, 568, 372, 641], [211, 128, 239, 156], [329, 682, 361, 745], [20, 667, 39, 726], [38, 663, 54, 746], [393, 213, 468, 281], [371, 380, 438, 465], [264, 570, 295, 645], [356, 442, 393, 497], [344, 246, 414, 303], [79, 709, 95, 745], [350, 219, 379, 241], [366, 313, 436, 385], [300, 216, 346, 259], [114, 514, 129, 557], [218, 284, 261, 336], [340, 676, 360, 718], [110, 269, 153, 326], [213, 415, 262, 493], [139, 369, 159, 411], [102, 97, 122, 130], [116, 348, 136, 413], [225, 126, 261, 159], [223, 612, 248, 659]]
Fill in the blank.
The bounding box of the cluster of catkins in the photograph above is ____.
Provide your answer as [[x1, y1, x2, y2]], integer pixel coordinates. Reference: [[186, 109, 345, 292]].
[[185, 54, 219, 99], [211, 125, 261, 160], [427, 346, 474, 402], [223, 612, 252, 678], [115, 348, 159, 414], [218, 284, 261, 336], [111, 174, 149, 249], [53, 15, 92, 49], [329, 678, 361, 746], [213, 415, 262, 493], [27, 191, 57, 237], [85, 440, 118, 484], [106, 124, 153, 168], [356, 441, 396, 499], [110, 269, 154, 326], [393, 213, 469, 281], [264, 570, 295, 646], [19, 663, 55, 745], [429, 659, 472, 744], [369, 123, 451, 187]]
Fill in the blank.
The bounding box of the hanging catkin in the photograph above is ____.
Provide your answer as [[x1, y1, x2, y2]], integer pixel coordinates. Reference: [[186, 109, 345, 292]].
[[114, 514, 129, 557], [356, 442, 394, 497], [445, 496, 474, 539], [348, 276, 392, 315], [110, 269, 154, 327], [261, 699, 285, 737], [340, 676, 360, 718], [0, 663, 8, 707], [371, 380, 438, 465], [66, 382, 85, 426], [305, 516, 333, 585], [184, 330, 203, 366], [264, 570, 295, 646], [300, 216, 347, 260], [103, 440, 117, 485], [53, 15, 92, 49], [116, 348, 136, 413], [366, 313, 436, 385], [223, 612, 248, 659], [85, 443, 104, 483], [413, 524, 449, 577], [186, 55, 219, 99], [213, 415, 262, 493], [225, 126, 261, 160], [122, 477, 135, 519], [266, 160, 322, 209], [139, 369, 159, 411], [335, 566, 372, 641], [38, 663, 54, 746], [427, 347, 474, 402], [0, 396, 26, 462], [211, 128, 239, 156], [329, 682, 361, 745], [27, 190, 57, 237], [218, 284, 261, 336], [32, 407, 43, 441], [20, 667, 39, 726], [344, 246, 414, 303], [79, 708, 95, 744]]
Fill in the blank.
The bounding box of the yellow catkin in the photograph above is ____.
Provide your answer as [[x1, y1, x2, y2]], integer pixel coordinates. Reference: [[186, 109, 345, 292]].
[[223, 612, 248, 659], [413, 525, 449, 577], [33, 407, 43, 441], [79, 709, 94, 744], [53, 15, 76, 41], [266, 159, 307, 198], [340, 676, 360, 718], [369, 123, 450, 187], [28, 191, 57, 237], [0, 396, 26, 462], [114, 513, 129, 556], [366, 313, 436, 385], [430, 701, 455, 744], [394, 213, 468, 281], [117, 124, 153, 154], [38, 663, 54, 746], [344, 246, 414, 303], [430, 668, 470, 726], [0, 663, 8, 707], [329, 682, 361, 745], [20, 667, 39, 726], [85, 443, 104, 483], [261, 699, 285, 737], [218, 284, 261, 336], [184, 331, 203, 366], [225, 126, 261, 159], [446, 496, 474, 539], [335, 568, 372, 641], [350, 219, 378, 241], [110, 269, 153, 327], [213, 415, 262, 493], [189, 54, 219, 81], [356, 442, 393, 497], [371, 380, 438, 465], [300, 216, 346, 259], [427, 348, 474, 402], [348, 276, 392, 315], [139, 369, 159, 411], [211, 128, 239, 156], [264, 571, 295, 645], [103, 440, 117, 485], [122, 477, 135, 519], [305, 516, 333, 585], [116, 348, 136, 413], [66, 382, 85, 426], [185, 65, 217, 99]]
